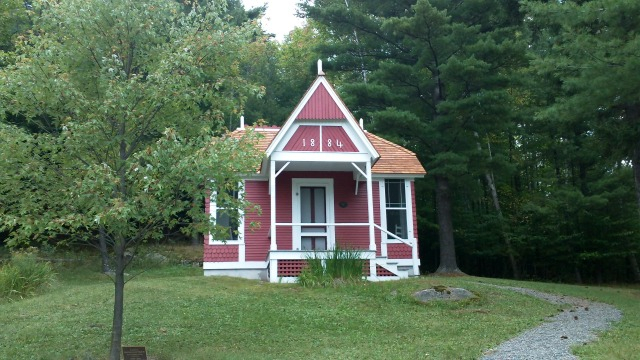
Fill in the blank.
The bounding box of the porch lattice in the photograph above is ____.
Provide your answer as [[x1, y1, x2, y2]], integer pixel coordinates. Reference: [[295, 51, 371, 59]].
[[278, 259, 307, 277]]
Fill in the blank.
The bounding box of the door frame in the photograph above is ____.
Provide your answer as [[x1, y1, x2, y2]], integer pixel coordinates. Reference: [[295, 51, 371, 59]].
[[291, 178, 335, 251]]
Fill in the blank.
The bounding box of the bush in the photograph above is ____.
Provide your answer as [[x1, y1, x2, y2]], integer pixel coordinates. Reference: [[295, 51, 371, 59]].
[[0, 248, 56, 300], [298, 247, 365, 287]]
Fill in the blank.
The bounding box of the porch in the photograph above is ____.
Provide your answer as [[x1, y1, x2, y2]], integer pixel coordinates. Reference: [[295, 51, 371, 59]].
[[266, 222, 419, 283]]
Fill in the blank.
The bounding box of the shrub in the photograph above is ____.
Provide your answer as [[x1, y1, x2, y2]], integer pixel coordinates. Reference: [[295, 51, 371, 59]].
[[298, 247, 365, 287], [0, 248, 56, 300]]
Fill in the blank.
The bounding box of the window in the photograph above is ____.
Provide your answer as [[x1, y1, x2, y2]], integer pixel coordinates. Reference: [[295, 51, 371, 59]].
[[385, 179, 408, 240], [210, 182, 244, 243]]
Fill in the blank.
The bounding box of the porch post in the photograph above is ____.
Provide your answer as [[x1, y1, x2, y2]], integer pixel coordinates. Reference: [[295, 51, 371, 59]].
[[270, 160, 277, 251], [366, 160, 375, 253]]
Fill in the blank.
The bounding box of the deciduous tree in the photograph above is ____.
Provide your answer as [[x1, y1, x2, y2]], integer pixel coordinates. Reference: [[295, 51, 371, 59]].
[[0, 0, 262, 358]]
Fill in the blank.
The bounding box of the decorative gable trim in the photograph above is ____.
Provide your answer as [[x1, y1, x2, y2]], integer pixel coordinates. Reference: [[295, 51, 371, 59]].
[[265, 73, 379, 160]]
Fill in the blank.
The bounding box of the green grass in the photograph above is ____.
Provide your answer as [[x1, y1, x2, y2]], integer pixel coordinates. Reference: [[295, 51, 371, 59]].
[[0, 248, 57, 300], [0, 263, 637, 360]]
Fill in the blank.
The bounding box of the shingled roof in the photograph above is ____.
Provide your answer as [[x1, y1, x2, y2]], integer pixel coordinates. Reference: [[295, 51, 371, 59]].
[[365, 132, 426, 175]]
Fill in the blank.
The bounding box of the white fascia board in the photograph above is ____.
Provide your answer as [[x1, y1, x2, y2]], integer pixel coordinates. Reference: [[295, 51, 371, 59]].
[[202, 261, 267, 270], [271, 151, 370, 163]]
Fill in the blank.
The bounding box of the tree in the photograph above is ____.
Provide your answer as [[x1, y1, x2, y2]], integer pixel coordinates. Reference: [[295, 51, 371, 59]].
[[304, 0, 527, 275], [523, 0, 640, 281], [0, 0, 30, 55], [243, 22, 325, 126], [0, 0, 262, 358]]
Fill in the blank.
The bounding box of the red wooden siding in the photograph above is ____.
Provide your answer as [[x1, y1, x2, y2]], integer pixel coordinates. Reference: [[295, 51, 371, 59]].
[[297, 83, 345, 120], [334, 172, 369, 250], [244, 180, 271, 262], [387, 243, 412, 259], [275, 174, 293, 250], [283, 125, 358, 152], [282, 125, 321, 151], [322, 126, 358, 152], [204, 245, 239, 262]]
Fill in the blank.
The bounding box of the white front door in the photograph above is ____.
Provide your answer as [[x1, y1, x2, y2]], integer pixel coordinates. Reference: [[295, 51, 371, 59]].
[[292, 178, 335, 250]]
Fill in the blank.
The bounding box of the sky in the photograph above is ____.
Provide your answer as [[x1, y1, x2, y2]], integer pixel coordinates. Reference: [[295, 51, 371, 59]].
[[241, 0, 306, 42]]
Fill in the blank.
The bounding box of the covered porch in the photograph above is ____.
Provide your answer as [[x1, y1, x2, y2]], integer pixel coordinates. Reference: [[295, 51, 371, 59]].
[[264, 155, 418, 282]]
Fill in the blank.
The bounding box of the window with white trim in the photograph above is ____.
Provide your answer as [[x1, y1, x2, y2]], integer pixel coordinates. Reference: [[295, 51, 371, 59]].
[[210, 182, 244, 244], [384, 179, 408, 240]]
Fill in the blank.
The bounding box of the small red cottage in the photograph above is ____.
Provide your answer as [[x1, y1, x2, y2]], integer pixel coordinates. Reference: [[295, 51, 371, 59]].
[[204, 61, 426, 282]]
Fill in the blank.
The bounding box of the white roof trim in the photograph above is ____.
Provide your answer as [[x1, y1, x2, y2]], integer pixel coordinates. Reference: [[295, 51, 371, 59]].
[[265, 76, 380, 160]]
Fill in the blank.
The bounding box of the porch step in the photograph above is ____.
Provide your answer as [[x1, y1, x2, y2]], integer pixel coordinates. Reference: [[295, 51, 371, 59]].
[[374, 259, 409, 279]]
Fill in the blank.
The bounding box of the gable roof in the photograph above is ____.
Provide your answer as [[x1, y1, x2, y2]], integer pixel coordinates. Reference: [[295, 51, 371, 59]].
[[265, 75, 379, 159]]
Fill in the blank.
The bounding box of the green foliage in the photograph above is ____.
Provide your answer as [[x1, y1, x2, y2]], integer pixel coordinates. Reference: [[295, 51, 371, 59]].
[[0, 1, 264, 356], [0, 247, 56, 300], [0, 0, 264, 247], [0, 0, 30, 56], [298, 247, 365, 287], [242, 21, 324, 126]]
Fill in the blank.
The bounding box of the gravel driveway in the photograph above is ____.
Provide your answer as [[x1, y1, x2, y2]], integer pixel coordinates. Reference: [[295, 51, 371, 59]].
[[480, 285, 622, 360]]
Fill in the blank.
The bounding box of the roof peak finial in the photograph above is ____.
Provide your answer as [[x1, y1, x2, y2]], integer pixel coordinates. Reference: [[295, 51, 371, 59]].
[[317, 59, 325, 76]]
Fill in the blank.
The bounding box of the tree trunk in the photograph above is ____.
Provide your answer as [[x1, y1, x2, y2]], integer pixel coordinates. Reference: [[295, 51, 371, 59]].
[[99, 226, 110, 273], [109, 126, 129, 360], [434, 175, 463, 274], [475, 134, 519, 279], [484, 171, 520, 279], [109, 236, 126, 360], [574, 265, 582, 284], [633, 140, 640, 220], [629, 253, 640, 283]]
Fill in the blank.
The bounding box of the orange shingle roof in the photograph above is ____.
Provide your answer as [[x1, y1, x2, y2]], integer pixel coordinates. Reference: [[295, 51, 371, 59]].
[[366, 132, 426, 175], [230, 126, 279, 152], [230, 126, 426, 176]]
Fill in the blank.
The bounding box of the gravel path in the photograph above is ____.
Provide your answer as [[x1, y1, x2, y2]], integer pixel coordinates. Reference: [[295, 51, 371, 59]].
[[480, 285, 622, 360]]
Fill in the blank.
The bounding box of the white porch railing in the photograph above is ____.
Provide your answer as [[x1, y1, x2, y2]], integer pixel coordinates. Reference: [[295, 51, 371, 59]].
[[373, 224, 419, 276], [268, 222, 419, 281]]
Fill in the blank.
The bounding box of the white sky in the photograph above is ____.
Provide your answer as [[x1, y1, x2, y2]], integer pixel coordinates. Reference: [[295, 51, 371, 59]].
[[241, 0, 306, 42]]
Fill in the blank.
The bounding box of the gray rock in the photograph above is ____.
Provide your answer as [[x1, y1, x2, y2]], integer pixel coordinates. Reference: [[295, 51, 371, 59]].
[[414, 286, 477, 302], [145, 252, 168, 262]]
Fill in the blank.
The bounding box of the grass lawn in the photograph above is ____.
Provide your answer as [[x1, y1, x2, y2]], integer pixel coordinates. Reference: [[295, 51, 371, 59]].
[[0, 261, 638, 360]]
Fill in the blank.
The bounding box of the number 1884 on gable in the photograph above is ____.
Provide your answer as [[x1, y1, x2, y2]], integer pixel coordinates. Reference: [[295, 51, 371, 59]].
[[283, 125, 358, 152]]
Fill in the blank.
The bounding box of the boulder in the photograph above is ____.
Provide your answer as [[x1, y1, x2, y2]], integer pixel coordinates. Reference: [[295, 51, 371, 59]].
[[414, 286, 476, 302]]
